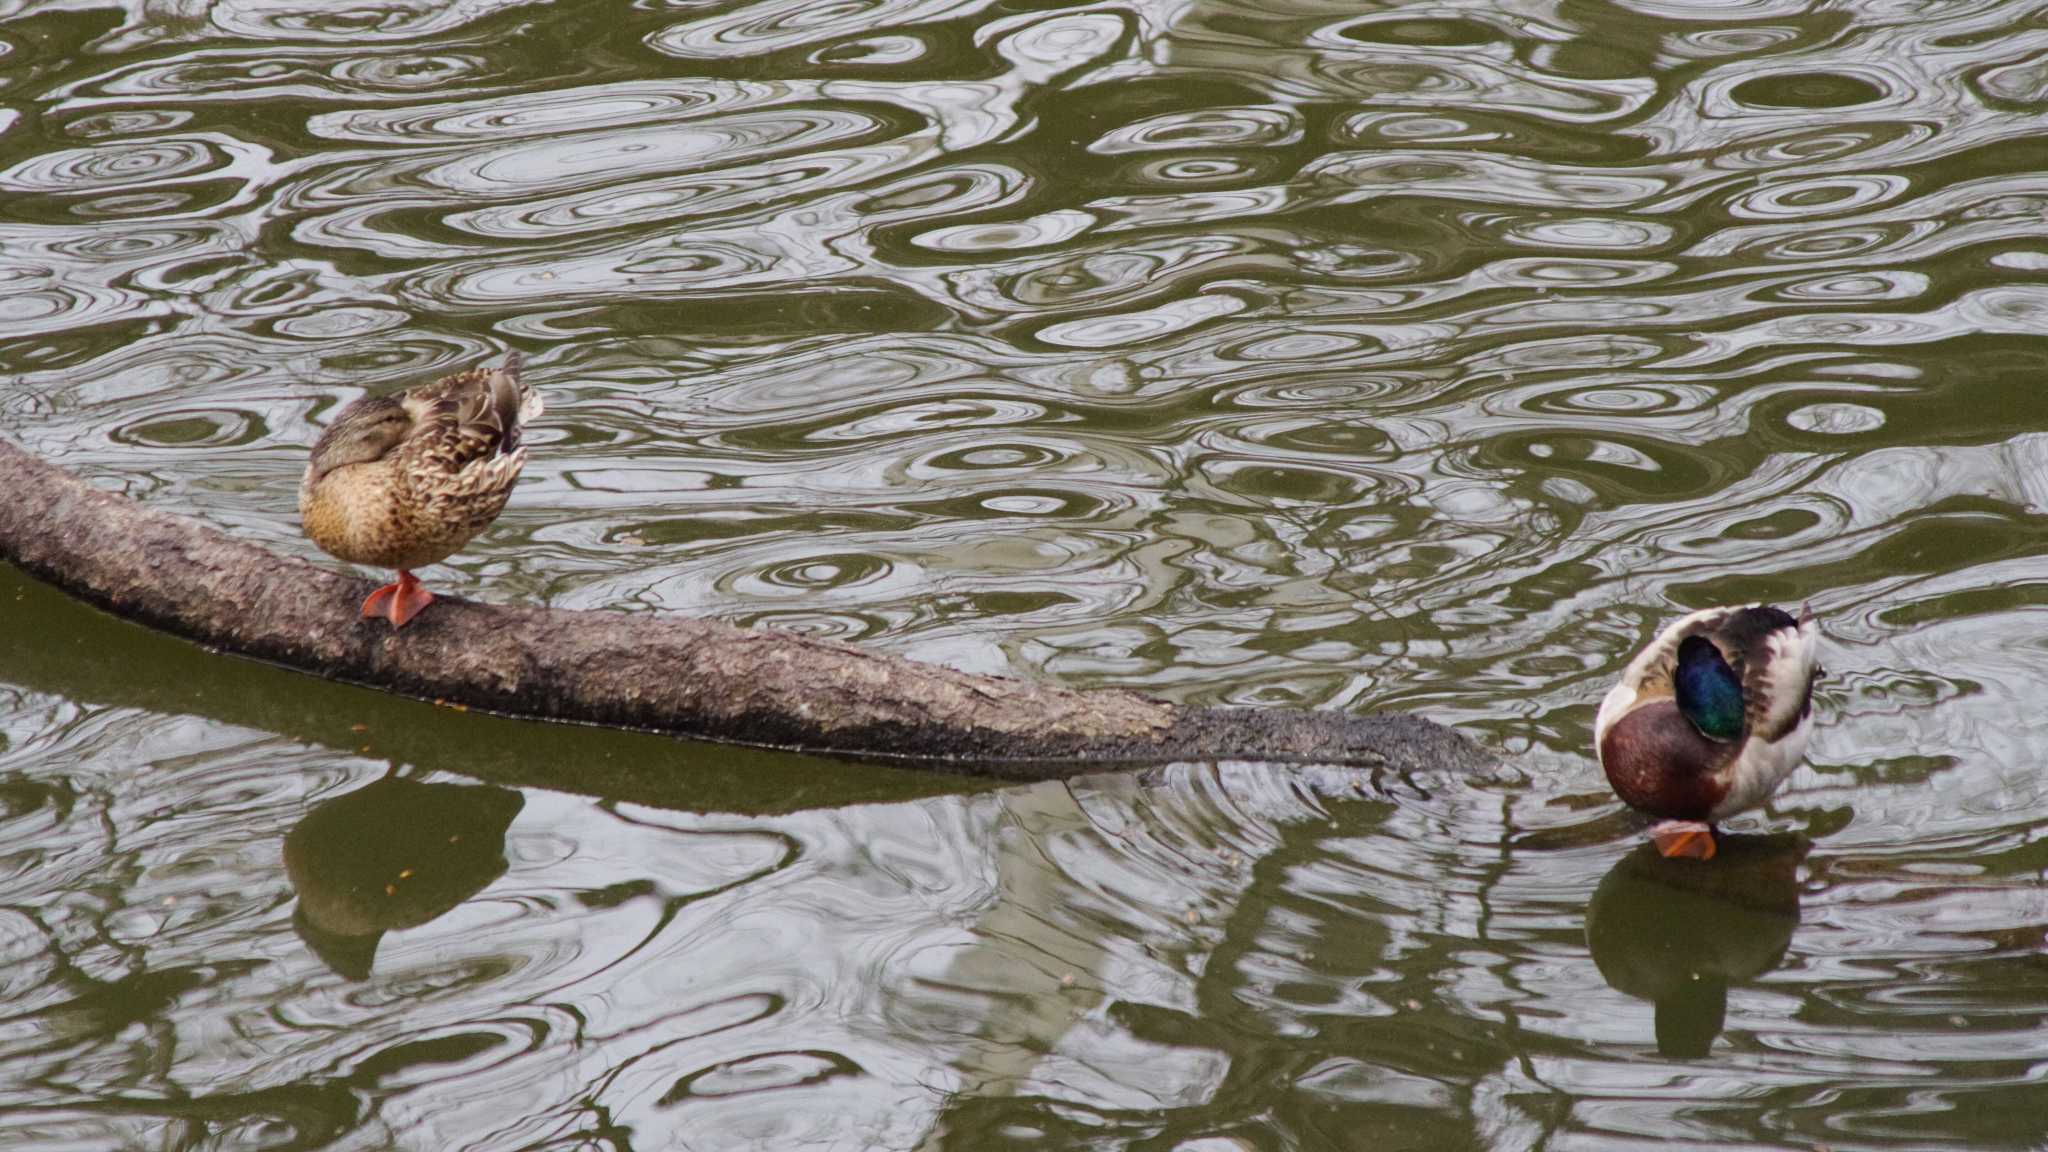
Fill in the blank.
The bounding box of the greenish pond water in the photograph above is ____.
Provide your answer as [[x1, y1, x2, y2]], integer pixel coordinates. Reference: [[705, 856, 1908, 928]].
[[5, 0, 2048, 1147]]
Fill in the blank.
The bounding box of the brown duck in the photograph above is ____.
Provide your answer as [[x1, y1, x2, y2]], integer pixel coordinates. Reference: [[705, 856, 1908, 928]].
[[1595, 604, 1821, 860], [299, 354, 541, 628]]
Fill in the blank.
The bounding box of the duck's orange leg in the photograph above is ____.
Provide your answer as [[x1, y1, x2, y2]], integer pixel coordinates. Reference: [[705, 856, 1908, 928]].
[[1649, 820, 1717, 860], [361, 570, 435, 629]]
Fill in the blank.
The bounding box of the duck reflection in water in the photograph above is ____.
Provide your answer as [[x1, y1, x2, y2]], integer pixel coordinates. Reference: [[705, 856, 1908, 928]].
[[284, 772, 524, 980], [1584, 833, 1809, 1059]]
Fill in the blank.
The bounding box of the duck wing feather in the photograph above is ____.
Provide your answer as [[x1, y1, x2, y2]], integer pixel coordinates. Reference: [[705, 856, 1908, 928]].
[[394, 354, 536, 520]]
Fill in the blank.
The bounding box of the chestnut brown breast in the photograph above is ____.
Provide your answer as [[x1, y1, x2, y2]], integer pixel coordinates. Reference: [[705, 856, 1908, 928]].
[[1598, 698, 1733, 821]]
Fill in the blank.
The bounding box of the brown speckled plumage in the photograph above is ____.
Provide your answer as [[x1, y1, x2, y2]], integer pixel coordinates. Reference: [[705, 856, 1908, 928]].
[[300, 354, 540, 575]]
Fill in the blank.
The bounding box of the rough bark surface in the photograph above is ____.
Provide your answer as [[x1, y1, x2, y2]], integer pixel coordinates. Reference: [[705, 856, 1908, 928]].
[[0, 437, 1491, 779]]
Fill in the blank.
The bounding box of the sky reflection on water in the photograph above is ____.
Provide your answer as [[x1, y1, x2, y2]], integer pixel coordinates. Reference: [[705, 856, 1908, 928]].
[[5, 0, 2048, 1147]]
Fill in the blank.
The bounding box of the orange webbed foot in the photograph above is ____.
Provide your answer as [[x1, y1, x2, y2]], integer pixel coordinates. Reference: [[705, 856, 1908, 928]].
[[1649, 820, 1717, 860], [360, 570, 435, 629]]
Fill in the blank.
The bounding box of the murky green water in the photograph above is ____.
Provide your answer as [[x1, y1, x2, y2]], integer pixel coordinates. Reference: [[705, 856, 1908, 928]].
[[5, 0, 2048, 1147]]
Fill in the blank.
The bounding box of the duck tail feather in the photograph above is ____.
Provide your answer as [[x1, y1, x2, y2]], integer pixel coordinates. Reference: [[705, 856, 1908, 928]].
[[482, 352, 543, 450]]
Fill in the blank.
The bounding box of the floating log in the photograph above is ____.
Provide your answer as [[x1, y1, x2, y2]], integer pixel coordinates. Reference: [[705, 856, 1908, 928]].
[[0, 561, 972, 815], [0, 437, 1489, 780]]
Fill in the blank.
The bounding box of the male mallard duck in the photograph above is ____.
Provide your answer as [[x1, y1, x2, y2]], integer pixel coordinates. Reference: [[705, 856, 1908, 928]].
[[1595, 604, 1820, 860], [299, 354, 541, 628]]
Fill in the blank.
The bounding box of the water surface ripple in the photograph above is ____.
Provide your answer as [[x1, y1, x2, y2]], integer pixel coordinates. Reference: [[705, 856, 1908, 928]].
[[3, 0, 2048, 1147]]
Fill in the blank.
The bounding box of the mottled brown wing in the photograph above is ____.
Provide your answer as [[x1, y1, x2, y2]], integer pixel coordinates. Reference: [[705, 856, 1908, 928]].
[[306, 394, 410, 481], [391, 363, 528, 536], [399, 369, 512, 478]]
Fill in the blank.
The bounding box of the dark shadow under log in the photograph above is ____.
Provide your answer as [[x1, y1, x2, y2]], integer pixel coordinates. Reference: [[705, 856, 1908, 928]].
[[0, 437, 1491, 780]]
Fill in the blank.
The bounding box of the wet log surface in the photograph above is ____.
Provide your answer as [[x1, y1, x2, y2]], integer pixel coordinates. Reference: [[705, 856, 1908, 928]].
[[0, 437, 1491, 780]]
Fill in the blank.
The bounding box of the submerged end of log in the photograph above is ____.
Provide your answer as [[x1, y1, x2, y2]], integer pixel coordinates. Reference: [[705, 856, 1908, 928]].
[[0, 437, 1492, 780]]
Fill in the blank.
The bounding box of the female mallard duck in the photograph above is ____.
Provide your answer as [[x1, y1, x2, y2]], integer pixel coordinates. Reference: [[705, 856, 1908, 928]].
[[1595, 604, 1820, 860], [299, 354, 541, 628]]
